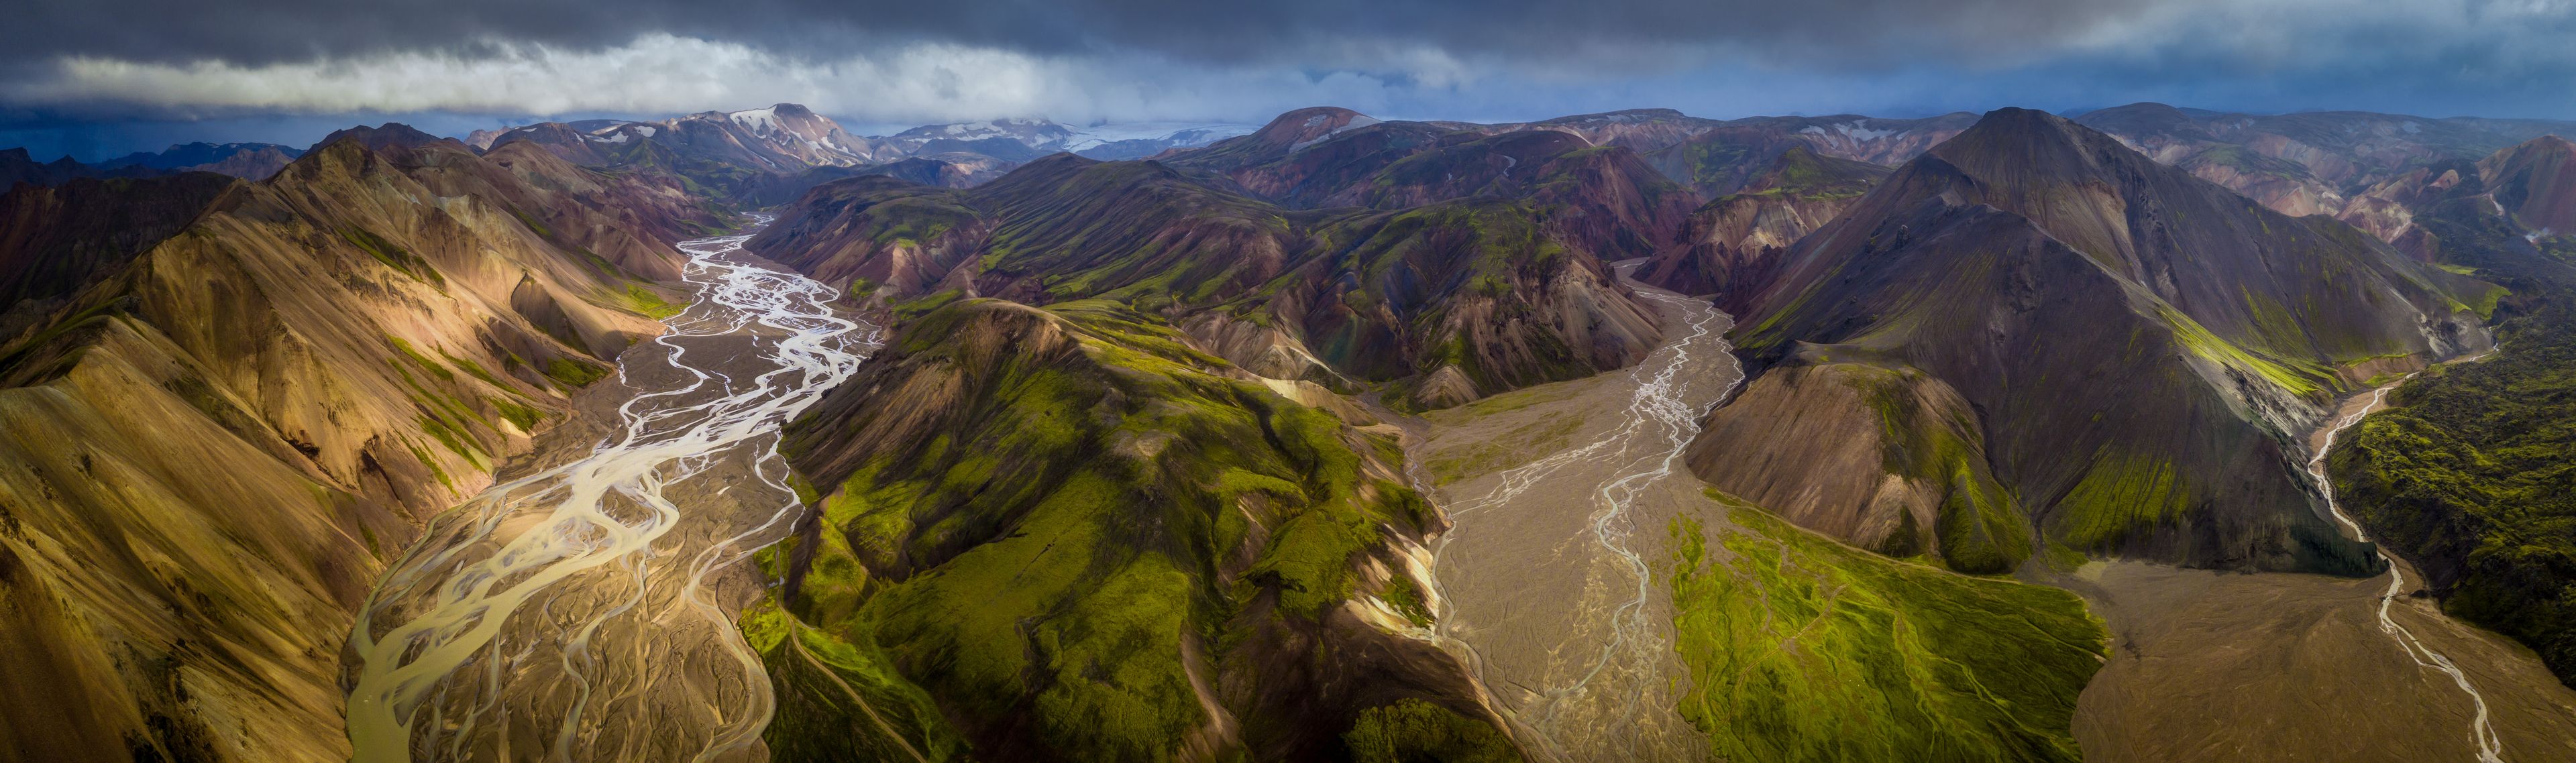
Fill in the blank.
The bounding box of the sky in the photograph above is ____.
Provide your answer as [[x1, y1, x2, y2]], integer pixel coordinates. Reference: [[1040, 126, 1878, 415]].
[[7, 0, 2576, 161]]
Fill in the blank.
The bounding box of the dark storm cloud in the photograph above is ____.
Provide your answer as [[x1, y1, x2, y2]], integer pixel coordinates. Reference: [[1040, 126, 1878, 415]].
[[5, 0, 2170, 70], [8, 0, 2576, 160]]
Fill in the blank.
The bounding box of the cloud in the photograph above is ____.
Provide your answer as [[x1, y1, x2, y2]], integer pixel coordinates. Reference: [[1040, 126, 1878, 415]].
[[8, 0, 2576, 157]]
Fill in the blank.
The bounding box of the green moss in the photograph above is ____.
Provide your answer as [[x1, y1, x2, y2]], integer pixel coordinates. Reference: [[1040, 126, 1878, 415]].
[[1343, 699, 1519, 763], [619, 284, 686, 319], [2160, 305, 2338, 398], [1668, 497, 2105, 762], [1380, 573, 1435, 628], [763, 298, 1478, 758], [2053, 451, 2187, 550], [543, 357, 610, 388], [341, 227, 445, 287], [385, 337, 455, 384], [2330, 303, 2576, 687]]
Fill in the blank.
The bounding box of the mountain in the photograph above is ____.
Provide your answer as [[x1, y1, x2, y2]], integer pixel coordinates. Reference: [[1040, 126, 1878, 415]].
[[0, 133, 712, 762], [0, 147, 162, 188], [755, 299, 1511, 761], [1686, 108, 2493, 574], [0, 172, 237, 339], [2075, 102, 2576, 221], [96, 142, 305, 180], [1635, 145, 1890, 295], [2480, 134, 2576, 235], [1611, 113, 1971, 199], [1163, 108, 1696, 263], [750, 146, 1669, 409]]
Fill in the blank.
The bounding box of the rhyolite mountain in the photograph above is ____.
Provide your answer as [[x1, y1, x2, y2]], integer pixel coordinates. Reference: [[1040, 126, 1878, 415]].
[[1687, 107, 2495, 575], [1635, 145, 1890, 295], [0, 131, 716, 762], [2075, 102, 2576, 221], [749, 142, 1673, 408], [2324, 133, 2576, 691], [753, 299, 1512, 762]]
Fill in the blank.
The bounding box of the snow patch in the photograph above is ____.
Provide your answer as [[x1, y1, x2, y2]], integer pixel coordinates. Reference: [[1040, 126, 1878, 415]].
[[730, 107, 782, 135]]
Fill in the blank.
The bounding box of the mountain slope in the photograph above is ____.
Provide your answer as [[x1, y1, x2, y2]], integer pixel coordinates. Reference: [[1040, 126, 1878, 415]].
[[759, 299, 1513, 762], [0, 135, 698, 763], [1691, 108, 2491, 573], [749, 153, 1666, 408], [2481, 135, 2576, 235], [99, 142, 306, 180], [1636, 145, 1889, 295]]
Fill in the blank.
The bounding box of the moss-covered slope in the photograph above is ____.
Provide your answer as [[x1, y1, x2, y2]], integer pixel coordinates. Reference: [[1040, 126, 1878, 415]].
[[2328, 303, 2576, 689], [1667, 497, 2104, 762], [763, 298, 1515, 762]]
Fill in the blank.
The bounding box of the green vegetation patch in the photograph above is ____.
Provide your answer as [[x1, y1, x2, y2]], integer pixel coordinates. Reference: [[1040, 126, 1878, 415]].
[[341, 227, 445, 287], [1667, 497, 2105, 762], [619, 284, 686, 319], [1343, 699, 1519, 763], [2330, 303, 2576, 687], [543, 356, 611, 388], [763, 298, 1475, 758]]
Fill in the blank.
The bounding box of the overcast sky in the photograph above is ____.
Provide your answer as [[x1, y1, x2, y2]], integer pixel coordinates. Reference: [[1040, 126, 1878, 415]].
[[7, 0, 2576, 160]]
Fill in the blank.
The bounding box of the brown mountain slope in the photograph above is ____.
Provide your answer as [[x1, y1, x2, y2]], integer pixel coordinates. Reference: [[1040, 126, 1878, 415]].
[[2480, 134, 2576, 235], [749, 154, 1664, 408], [1691, 108, 2491, 574], [1636, 145, 1890, 295], [0, 136, 694, 763]]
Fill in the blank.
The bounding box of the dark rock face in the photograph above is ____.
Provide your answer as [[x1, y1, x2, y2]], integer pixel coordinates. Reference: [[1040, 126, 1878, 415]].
[[1695, 107, 2493, 574]]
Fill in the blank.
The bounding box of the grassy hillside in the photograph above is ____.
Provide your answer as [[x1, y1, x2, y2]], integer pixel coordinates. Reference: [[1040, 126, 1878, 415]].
[[1668, 493, 2106, 762], [760, 298, 1513, 761]]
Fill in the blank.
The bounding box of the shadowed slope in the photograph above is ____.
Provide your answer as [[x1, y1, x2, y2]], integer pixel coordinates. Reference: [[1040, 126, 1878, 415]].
[[1694, 108, 2491, 574]]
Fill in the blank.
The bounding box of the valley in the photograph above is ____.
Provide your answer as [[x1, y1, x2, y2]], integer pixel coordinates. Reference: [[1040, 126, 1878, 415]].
[[10, 93, 2576, 763], [1406, 265, 1738, 762], [2066, 355, 2576, 762], [345, 225, 879, 762]]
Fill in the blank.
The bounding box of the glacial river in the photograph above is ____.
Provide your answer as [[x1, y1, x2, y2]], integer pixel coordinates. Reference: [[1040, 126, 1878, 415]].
[[2306, 366, 2506, 763], [343, 224, 878, 762]]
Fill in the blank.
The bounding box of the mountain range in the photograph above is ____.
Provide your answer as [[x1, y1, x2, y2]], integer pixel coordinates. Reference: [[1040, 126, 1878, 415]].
[[6, 98, 2576, 762]]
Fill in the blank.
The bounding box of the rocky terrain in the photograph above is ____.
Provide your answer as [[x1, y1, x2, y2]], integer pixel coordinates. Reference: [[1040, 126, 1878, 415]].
[[747, 123, 1683, 410], [1694, 107, 2493, 574], [0, 131, 715, 762]]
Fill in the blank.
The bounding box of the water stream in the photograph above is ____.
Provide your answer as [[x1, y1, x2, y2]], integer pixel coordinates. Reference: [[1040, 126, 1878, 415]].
[[2306, 369, 2506, 763], [343, 224, 879, 762]]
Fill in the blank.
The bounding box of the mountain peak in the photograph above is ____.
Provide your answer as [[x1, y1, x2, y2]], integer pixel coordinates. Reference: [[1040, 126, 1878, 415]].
[[312, 123, 451, 154], [1246, 107, 1381, 152]]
